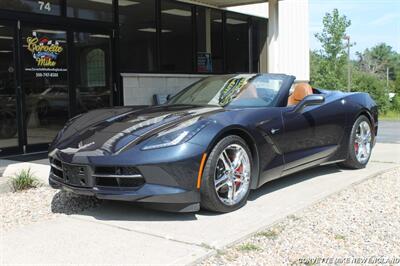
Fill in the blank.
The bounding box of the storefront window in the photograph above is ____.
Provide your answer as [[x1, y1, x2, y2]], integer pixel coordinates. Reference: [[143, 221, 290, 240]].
[[67, 0, 113, 21], [0, 24, 18, 149], [73, 32, 113, 113], [21, 28, 69, 146], [252, 18, 268, 72], [161, 1, 193, 73], [226, 13, 249, 73], [196, 8, 223, 73], [119, 0, 156, 72], [0, 0, 61, 16]]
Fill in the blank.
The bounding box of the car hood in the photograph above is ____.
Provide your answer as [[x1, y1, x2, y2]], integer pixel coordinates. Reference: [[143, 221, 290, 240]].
[[51, 105, 222, 156]]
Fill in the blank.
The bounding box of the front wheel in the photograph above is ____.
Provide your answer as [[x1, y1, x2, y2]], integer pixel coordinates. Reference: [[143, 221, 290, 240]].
[[200, 135, 252, 213], [339, 115, 373, 169]]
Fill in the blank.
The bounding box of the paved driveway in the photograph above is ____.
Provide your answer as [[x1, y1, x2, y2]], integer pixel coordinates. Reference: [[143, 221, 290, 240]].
[[377, 120, 400, 144], [1, 121, 400, 265]]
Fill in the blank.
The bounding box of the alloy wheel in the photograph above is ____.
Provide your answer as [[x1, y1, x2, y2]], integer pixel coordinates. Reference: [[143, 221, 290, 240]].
[[354, 121, 372, 164], [214, 144, 251, 206]]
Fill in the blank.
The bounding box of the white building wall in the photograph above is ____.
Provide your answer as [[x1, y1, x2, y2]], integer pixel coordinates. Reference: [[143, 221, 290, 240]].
[[276, 0, 309, 81], [229, 0, 310, 81]]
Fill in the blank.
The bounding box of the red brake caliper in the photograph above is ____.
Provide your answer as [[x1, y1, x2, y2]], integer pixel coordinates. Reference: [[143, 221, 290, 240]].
[[235, 164, 243, 188], [354, 142, 359, 154]]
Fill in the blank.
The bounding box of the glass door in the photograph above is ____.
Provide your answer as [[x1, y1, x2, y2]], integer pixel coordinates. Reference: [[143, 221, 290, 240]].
[[0, 21, 19, 155], [21, 26, 69, 149], [72, 31, 113, 114]]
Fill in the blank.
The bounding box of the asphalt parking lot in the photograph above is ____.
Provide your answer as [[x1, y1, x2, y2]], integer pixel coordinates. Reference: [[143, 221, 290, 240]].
[[1, 121, 399, 265], [376, 120, 400, 144]]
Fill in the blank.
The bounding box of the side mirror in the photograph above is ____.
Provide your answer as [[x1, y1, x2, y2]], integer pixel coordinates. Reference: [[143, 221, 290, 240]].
[[293, 94, 325, 113]]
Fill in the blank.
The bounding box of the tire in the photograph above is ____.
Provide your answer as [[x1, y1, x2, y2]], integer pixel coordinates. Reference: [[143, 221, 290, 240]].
[[339, 115, 373, 169], [200, 135, 252, 213]]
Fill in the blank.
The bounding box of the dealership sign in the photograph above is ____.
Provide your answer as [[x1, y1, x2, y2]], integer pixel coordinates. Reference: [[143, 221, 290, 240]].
[[25, 32, 67, 77], [27, 33, 63, 67]]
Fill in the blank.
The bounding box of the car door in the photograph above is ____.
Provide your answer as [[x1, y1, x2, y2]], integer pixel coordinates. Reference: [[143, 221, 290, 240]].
[[280, 95, 345, 174], [253, 108, 286, 185]]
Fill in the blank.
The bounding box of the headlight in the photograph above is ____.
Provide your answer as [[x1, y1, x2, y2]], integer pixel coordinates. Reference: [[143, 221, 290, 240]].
[[142, 119, 210, 150]]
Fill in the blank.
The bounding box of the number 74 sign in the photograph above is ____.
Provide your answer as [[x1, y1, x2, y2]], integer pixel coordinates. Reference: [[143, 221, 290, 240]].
[[38, 1, 52, 12]]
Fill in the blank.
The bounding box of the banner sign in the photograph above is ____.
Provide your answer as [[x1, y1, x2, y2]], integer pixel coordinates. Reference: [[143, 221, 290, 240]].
[[25, 31, 67, 78]]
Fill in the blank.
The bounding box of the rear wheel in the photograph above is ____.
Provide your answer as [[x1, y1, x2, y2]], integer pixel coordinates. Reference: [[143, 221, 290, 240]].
[[339, 115, 373, 169], [200, 135, 252, 213]]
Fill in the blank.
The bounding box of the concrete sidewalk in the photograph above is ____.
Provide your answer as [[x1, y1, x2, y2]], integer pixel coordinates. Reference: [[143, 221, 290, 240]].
[[1, 143, 399, 265]]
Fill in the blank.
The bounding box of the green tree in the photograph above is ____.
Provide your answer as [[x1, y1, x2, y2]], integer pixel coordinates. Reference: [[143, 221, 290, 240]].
[[352, 70, 390, 113], [311, 9, 351, 90], [357, 43, 398, 80]]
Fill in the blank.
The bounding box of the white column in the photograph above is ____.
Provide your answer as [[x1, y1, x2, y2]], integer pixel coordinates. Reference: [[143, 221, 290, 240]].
[[267, 0, 279, 74]]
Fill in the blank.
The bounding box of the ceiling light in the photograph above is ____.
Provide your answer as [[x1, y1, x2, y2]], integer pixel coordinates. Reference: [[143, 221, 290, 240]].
[[119, 0, 139, 6], [213, 18, 247, 25], [162, 9, 191, 17], [0, 50, 12, 53], [137, 28, 171, 33], [89, 0, 139, 6], [90, 34, 110, 38], [33, 29, 66, 34], [0, 36, 13, 40]]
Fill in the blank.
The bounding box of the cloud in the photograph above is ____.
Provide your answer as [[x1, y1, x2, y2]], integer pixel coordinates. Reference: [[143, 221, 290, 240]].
[[370, 13, 400, 26]]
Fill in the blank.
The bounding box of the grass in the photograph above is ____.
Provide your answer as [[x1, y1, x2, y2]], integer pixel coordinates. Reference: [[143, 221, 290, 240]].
[[256, 225, 285, 240], [10, 168, 39, 192], [334, 234, 346, 241], [380, 110, 400, 120], [237, 243, 261, 252], [257, 229, 280, 239]]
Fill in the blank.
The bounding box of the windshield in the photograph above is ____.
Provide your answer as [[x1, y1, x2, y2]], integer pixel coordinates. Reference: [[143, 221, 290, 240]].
[[167, 74, 285, 107]]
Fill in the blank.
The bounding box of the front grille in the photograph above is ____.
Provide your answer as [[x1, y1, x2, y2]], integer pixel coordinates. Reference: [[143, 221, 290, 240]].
[[62, 164, 90, 187], [50, 158, 90, 187], [95, 166, 141, 176], [94, 166, 145, 188], [50, 157, 145, 189]]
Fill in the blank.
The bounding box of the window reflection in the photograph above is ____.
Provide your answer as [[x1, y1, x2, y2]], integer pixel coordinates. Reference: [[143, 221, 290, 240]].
[[161, 1, 193, 72], [73, 32, 112, 113], [119, 0, 156, 72], [196, 8, 223, 73], [226, 13, 249, 73], [252, 18, 268, 72], [0, 25, 18, 149], [67, 0, 113, 21]]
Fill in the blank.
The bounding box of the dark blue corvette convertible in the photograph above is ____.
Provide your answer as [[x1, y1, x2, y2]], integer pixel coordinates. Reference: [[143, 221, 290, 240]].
[[49, 74, 378, 212]]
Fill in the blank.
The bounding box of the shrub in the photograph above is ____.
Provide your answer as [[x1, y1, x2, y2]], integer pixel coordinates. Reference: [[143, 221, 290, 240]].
[[391, 94, 400, 112], [351, 71, 390, 113], [10, 168, 39, 192]]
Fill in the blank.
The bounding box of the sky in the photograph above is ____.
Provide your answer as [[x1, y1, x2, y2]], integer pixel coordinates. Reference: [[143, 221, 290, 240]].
[[309, 0, 400, 58]]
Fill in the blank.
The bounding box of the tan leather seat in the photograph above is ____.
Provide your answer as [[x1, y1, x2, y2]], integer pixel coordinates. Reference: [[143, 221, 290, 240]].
[[287, 83, 313, 106]]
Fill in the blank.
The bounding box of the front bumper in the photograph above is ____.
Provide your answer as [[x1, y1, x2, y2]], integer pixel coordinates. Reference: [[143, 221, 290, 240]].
[[49, 175, 200, 212], [48, 142, 206, 212]]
